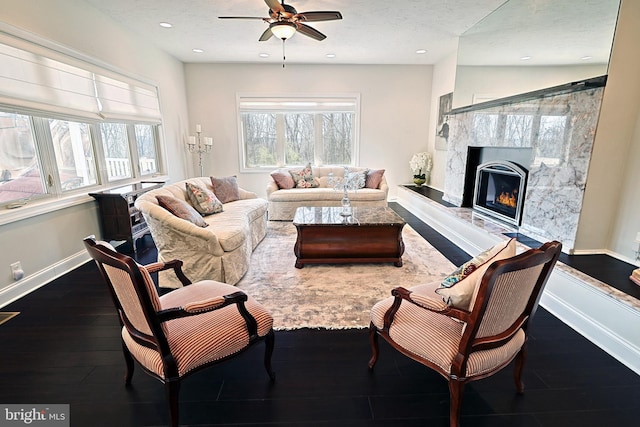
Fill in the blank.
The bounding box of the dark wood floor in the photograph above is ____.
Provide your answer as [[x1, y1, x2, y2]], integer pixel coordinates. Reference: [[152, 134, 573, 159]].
[[1, 205, 639, 426]]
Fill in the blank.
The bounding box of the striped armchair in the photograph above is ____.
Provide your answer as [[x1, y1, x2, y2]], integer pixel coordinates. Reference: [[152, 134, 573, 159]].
[[83, 237, 275, 427], [368, 241, 562, 427]]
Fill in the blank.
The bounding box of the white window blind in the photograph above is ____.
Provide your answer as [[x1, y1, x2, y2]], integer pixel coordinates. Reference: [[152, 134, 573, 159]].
[[0, 31, 161, 123], [238, 96, 357, 113]]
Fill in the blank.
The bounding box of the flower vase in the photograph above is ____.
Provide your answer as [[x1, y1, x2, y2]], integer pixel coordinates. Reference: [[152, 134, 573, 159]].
[[413, 177, 426, 187]]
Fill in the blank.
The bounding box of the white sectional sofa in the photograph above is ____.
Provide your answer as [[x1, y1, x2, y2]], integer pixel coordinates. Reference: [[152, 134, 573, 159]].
[[266, 166, 388, 221], [135, 177, 267, 288]]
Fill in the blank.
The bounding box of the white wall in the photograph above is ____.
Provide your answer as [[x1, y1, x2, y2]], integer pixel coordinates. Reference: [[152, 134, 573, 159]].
[[0, 0, 191, 300], [427, 51, 458, 191], [577, 0, 640, 260], [184, 63, 433, 199]]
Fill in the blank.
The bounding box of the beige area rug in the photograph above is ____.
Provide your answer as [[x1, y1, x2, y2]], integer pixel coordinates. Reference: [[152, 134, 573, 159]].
[[236, 222, 456, 330]]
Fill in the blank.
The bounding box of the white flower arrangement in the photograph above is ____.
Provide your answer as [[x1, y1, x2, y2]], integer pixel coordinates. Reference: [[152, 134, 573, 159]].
[[410, 152, 432, 178]]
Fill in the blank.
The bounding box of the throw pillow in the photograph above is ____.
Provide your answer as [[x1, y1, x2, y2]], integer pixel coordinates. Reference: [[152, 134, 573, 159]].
[[289, 163, 319, 188], [435, 238, 516, 310], [346, 169, 367, 189], [210, 175, 240, 203], [365, 169, 385, 189], [271, 171, 295, 189], [185, 182, 223, 215], [156, 195, 208, 228]]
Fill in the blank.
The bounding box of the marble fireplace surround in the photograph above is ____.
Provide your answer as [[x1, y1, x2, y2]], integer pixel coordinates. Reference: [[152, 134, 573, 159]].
[[444, 77, 607, 252]]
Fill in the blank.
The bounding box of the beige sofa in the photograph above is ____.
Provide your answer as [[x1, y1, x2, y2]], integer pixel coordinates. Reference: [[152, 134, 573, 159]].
[[266, 166, 388, 221], [135, 177, 267, 288]]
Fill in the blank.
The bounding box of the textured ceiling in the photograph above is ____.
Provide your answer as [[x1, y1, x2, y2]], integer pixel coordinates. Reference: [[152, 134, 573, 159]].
[[82, 0, 619, 67]]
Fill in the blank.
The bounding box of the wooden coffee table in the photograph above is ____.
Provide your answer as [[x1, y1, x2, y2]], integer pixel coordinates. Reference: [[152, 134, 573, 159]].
[[292, 206, 406, 268]]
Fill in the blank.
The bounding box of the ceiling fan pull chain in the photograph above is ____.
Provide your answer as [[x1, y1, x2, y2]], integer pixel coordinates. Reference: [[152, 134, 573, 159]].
[[282, 39, 286, 68]]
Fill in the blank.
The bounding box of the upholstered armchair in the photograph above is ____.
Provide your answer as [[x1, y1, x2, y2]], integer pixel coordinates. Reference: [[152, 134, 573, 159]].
[[83, 237, 275, 427], [368, 241, 562, 427]]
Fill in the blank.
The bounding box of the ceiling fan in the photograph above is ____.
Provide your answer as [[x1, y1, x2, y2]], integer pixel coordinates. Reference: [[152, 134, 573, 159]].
[[219, 0, 343, 42]]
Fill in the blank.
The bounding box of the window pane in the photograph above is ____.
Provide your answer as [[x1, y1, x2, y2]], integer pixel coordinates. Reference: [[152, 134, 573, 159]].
[[504, 114, 533, 147], [0, 112, 45, 203], [322, 112, 353, 165], [284, 113, 313, 165], [49, 119, 97, 191], [535, 115, 567, 166], [135, 124, 157, 175], [100, 122, 132, 181], [242, 113, 277, 167]]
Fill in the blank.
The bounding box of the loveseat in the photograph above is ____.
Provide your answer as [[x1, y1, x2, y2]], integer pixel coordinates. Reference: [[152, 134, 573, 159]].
[[266, 166, 388, 221], [135, 177, 267, 288]]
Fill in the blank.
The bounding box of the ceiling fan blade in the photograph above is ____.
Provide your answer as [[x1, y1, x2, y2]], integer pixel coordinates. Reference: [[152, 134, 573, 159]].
[[264, 0, 285, 14], [296, 11, 343, 22], [218, 16, 269, 20], [259, 27, 274, 41], [297, 24, 326, 41]]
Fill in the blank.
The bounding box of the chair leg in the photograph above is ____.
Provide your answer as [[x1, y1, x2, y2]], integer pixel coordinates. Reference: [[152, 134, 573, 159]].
[[368, 323, 379, 370], [264, 329, 276, 381], [448, 379, 465, 427], [122, 342, 134, 385], [165, 380, 180, 427], [514, 344, 527, 393]]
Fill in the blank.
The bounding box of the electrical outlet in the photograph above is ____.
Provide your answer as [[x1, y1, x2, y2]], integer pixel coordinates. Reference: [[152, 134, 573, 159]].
[[10, 262, 23, 281]]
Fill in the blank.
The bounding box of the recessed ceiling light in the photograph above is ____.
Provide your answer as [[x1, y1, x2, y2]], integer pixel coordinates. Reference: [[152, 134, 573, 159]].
[[520, 56, 532, 60], [415, 49, 428, 54], [326, 53, 336, 58], [259, 53, 270, 58], [159, 22, 173, 28], [581, 55, 593, 60], [192, 48, 204, 53]]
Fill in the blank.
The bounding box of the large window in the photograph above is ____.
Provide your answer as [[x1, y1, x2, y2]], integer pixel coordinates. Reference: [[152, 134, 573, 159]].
[[0, 110, 161, 206], [238, 96, 359, 169], [0, 30, 164, 208]]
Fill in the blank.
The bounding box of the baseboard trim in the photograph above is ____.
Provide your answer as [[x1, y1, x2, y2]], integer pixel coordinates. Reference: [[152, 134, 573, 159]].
[[0, 250, 91, 309], [541, 268, 640, 375], [397, 185, 640, 375]]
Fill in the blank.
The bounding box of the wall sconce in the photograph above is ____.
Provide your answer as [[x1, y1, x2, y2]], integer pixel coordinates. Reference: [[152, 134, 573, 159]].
[[186, 124, 213, 177]]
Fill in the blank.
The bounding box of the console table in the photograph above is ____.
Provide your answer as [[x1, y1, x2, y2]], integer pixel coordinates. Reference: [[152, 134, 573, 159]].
[[89, 182, 164, 254], [292, 206, 406, 268]]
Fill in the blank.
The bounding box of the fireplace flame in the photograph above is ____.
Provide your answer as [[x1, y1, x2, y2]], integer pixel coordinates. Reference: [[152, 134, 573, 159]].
[[496, 189, 518, 208]]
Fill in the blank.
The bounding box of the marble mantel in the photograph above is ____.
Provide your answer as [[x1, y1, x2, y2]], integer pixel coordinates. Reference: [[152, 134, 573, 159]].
[[444, 77, 607, 251]]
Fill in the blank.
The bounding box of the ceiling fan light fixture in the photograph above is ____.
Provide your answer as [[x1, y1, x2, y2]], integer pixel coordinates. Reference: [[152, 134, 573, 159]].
[[271, 22, 297, 40]]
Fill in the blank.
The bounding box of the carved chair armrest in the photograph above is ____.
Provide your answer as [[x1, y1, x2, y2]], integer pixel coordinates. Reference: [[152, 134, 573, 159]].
[[383, 287, 470, 330], [156, 291, 260, 339], [142, 259, 192, 286]]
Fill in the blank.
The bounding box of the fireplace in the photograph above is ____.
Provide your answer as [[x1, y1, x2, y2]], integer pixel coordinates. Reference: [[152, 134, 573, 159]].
[[473, 161, 527, 226]]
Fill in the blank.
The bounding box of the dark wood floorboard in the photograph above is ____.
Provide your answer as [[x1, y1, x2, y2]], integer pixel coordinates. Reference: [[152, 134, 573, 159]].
[[1, 208, 639, 426]]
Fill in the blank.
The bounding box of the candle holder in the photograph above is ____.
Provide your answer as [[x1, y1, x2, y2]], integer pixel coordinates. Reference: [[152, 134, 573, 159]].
[[186, 124, 213, 177], [329, 167, 365, 217]]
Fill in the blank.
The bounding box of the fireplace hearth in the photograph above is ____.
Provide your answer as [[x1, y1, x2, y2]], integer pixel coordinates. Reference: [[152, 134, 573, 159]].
[[473, 161, 527, 226]]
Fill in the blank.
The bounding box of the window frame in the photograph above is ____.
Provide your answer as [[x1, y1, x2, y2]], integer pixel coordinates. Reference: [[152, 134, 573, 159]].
[[0, 108, 165, 210], [236, 93, 361, 172]]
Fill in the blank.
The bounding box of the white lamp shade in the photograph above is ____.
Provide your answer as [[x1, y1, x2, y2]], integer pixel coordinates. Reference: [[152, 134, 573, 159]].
[[271, 22, 296, 40]]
